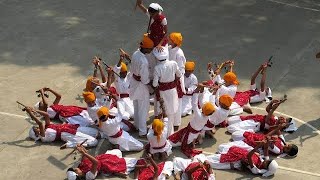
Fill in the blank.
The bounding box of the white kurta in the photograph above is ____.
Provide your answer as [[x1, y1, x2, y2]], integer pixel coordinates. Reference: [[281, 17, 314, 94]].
[[40, 127, 98, 148], [86, 104, 101, 125], [47, 107, 94, 127], [227, 116, 261, 133], [99, 115, 143, 151], [147, 117, 172, 156], [181, 73, 198, 116], [113, 65, 134, 120], [169, 45, 186, 93], [203, 107, 229, 131]]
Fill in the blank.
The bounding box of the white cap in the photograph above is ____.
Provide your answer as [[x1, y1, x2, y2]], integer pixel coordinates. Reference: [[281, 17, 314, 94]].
[[152, 47, 168, 61], [284, 119, 298, 132], [66, 171, 77, 180], [262, 160, 278, 177], [29, 127, 40, 141], [149, 3, 163, 11]]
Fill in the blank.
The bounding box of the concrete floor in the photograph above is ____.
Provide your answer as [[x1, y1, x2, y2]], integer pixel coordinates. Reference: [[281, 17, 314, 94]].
[[0, 0, 320, 179]]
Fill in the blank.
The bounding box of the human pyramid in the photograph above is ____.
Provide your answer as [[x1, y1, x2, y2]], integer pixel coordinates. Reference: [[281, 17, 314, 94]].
[[19, 1, 300, 180]]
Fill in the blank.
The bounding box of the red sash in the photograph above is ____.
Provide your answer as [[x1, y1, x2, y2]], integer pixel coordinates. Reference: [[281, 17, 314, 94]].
[[121, 119, 137, 131], [176, 78, 184, 98], [119, 93, 130, 98], [137, 159, 165, 180], [50, 104, 86, 118], [109, 129, 123, 138], [185, 93, 193, 96], [149, 14, 167, 46], [185, 162, 210, 180], [168, 123, 202, 157], [205, 120, 215, 129], [45, 123, 79, 141], [153, 142, 167, 150], [155, 80, 177, 101], [133, 74, 141, 81]]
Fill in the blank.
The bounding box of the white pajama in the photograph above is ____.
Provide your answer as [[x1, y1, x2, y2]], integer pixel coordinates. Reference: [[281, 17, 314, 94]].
[[206, 154, 242, 170], [227, 116, 261, 133], [47, 107, 94, 127]]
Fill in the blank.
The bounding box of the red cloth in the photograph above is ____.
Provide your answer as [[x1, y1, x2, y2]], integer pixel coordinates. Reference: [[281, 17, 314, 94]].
[[185, 162, 211, 180], [137, 159, 165, 180], [149, 14, 167, 46], [50, 104, 86, 118], [45, 123, 79, 141], [243, 131, 265, 147], [168, 123, 202, 157], [176, 78, 184, 98], [109, 129, 123, 138], [78, 154, 126, 174], [234, 90, 259, 107], [240, 114, 277, 130], [155, 80, 177, 101], [121, 119, 137, 131], [120, 93, 130, 98], [205, 120, 215, 129], [273, 138, 284, 154]]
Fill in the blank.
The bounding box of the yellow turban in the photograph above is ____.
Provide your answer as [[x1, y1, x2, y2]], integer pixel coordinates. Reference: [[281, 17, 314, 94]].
[[97, 107, 109, 127], [152, 119, 164, 143], [223, 72, 239, 85], [120, 62, 127, 72], [185, 61, 195, 71], [82, 91, 96, 103], [169, 32, 183, 46], [140, 34, 154, 49], [219, 94, 233, 108], [202, 102, 215, 116], [86, 76, 99, 92]]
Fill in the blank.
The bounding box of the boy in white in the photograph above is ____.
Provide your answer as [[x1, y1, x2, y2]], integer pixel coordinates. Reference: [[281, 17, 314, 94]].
[[181, 61, 198, 116], [153, 46, 182, 136], [97, 106, 143, 151]]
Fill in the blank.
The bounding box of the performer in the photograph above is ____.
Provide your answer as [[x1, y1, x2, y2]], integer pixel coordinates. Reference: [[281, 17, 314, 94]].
[[66, 147, 137, 180], [181, 61, 198, 116], [173, 154, 215, 180], [113, 55, 134, 121], [34, 87, 94, 127], [25, 106, 99, 148], [153, 46, 182, 136], [97, 106, 143, 151], [168, 92, 215, 157], [130, 35, 154, 137], [168, 32, 186, 130], [136, 0, 168, 48]]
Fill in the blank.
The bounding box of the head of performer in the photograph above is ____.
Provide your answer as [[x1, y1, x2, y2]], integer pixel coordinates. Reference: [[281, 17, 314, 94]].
[[169, 32, 183, 48], [29, 126, 41, 141], [223, 72, 239, 86], [185, 61, 195, 78], [283, 144, 298, 157], [66, 167, 82, 180], [218, 94, 233, 110], [152, 119, 164, 143], [261, 159, 278, 177], [148, 3, 163, 17], [140, 34, 154, 54], [86, 76, 99, 92], [153, 46, 168, 61], [277, 116, 293, 128], [119, 62, 128, 78], [34, 101, 46, 112], [82, 92, 96, 107], [202, 102, 215, 116], [97, 106, 109, 127]]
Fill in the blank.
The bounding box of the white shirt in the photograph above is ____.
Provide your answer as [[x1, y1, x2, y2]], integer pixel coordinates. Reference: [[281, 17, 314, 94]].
[[216, 84, 237, 102], [40, 128, 57, 142], [169, 46, 186, 74], [153, 60, 182, 87], [147, 118, 169, 148], [100, 115, 122, 137], [113, 65, 131, 94], [184, 74, 198, 94], [129, 50, 150, 100], [189, 94, 209, 131], [209, 106, 230, 125], [87, 104, 101, 124]]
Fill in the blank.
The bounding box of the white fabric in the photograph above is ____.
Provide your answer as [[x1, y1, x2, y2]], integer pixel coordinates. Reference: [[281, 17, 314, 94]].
[[206, 154, 241, 170], [29, 127, 40, 141], [181, 73, 198, 116], [149, 3, 163, 11], [117, 98, 134, 120], [173, 98, 182, 126], [284, 119, 298, 132], [216, 84, 237, 104], [205, 107, 229, 130], [217, 141, 254, 154], [40, 128, 57, 142], [158, 161, 174, 180], [229, 102, 243, 116], [85, 171, 97, 180], [249, 84, 266, 103], [169, 46, 186, 75], [227, 119, 260, 133], [152, 47, 169, 61], [100, 115, 143, 151], [87, 104, 101, 125], [66, 171, 77, 180], [133, 99, 149, 135], [227, 116, 242, 125], [62, 131, 98, 148], [262, 159, 278, 177], [34, 101, 40, 110], [130, 50, 150, 100], [153, 60, 181, 113], [147, 118, 172, 155]]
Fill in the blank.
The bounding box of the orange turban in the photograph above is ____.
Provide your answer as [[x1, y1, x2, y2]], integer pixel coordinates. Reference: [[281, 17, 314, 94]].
[[97, 106, 109, 119], [185, 61, 195, 71], [169, 32, 183, 46], [223, 72, 239, 85], [82, 91, 96, 103], [219, 94, 233, 108], [86, 76, 99, 92], [152, 119, 164, 143], [120, 62, 127, 72], [202, 102, 215, 116], [140, 34, 154, 49]]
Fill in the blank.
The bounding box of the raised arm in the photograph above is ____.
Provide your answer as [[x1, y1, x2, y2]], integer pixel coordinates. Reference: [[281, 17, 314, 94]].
[[146, 154, 159, 180], [136, 0, 148, 14], [38, 88, 49, 110], [44, 87, 61, 105], [265, 101, 280, 125], [34, 109, 51, 126], [247, 142, 264, 168], [25, 107, 45, 137], [77, 145, 99, 176]]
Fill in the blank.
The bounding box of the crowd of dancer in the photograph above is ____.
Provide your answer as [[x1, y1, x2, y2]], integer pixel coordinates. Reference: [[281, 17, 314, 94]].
[[19, 1, 299, 179]]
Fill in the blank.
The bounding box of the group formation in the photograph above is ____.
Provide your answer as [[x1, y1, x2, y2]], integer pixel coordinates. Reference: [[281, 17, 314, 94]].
[[20, 1, 299, 180]]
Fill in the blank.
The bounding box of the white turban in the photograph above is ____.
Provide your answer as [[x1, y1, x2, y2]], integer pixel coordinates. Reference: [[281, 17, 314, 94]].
[[29, 127, 40, 141], [152, 47, 168, 61], [66, 171, 77, 180], [284, 119, 298, 132], [149, 3, 163, 11], [262, 160, 278, 177]]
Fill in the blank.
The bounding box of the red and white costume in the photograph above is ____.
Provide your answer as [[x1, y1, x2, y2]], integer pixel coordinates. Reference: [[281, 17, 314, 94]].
[[146, 117, 172, 156], [173, 154, 215, 180], [181, 73, 198, 116], [202, 105, 230, 135], [135, 159, 173, 180], [130, 49, 150, 136], [146, 8, 168, 47]]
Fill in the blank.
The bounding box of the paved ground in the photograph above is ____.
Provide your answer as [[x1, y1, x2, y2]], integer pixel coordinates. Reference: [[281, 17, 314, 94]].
[[1, 0, 320, 179]]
